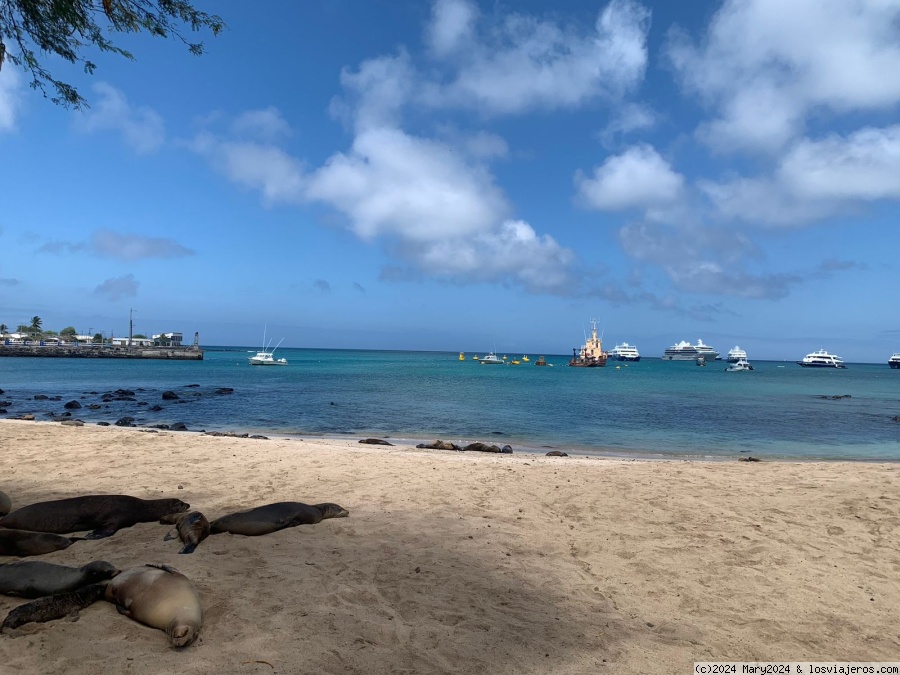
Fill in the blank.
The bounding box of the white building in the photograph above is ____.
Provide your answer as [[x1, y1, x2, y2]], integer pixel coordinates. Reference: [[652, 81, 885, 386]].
[[152, 332, 183, 347]]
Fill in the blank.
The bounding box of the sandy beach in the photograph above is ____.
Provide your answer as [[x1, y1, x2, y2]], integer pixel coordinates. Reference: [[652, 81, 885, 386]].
[[1, 420, 898, 674]]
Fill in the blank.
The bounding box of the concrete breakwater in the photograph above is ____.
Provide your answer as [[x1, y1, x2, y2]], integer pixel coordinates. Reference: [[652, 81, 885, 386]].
[[0, 345, 203, 360]]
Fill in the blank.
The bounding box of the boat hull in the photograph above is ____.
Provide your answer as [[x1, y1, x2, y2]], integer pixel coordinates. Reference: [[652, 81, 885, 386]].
[[568, 357, 608, 367], [614, 355, 640, 362], [796, 362, 846, 368], [890, 361, 900, 369]]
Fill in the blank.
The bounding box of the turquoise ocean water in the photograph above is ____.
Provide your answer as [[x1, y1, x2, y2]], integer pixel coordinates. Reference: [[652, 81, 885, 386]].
[[1, 348, 898, 460]]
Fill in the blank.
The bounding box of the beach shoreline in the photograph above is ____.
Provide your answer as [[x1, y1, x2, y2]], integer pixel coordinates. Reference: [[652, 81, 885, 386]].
[[2, 419, 899, 674]]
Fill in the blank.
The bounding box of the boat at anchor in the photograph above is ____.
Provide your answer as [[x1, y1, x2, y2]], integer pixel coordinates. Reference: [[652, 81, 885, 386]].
[[569, 319, 607, 367]]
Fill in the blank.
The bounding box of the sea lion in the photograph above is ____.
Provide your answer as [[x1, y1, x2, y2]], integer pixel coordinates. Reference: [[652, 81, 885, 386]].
[[1, 582, 108, 632], [0, 561, 120, 598], [0, 491, 11, 517], [0, 495, 190, 539], [161, 511, 210, 554], [104, 563, 202, 647], [0, 529, 85, 557], [210, 502, 349, 537]]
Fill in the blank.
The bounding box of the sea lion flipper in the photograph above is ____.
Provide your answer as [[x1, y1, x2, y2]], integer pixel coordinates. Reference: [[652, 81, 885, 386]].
[[84, 528, 116, 540], [163, 529, 177, 541], [178, 543, 197, 555]]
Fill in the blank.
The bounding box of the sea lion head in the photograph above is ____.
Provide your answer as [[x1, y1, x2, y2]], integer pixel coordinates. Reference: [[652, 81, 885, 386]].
[[81, 561, 121, 582], [166, 619, 200, 648], [161, 499, 191, 516], [315, 503, 349, 520]]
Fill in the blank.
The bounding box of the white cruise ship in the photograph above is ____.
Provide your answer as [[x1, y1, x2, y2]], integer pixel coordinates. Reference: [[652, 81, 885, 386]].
[[796, 349, 846, 369], [608, 343, 641, 361], [661, 339, 720, 361], [889, 353, 900, 369], [726, 346, 747, 363]]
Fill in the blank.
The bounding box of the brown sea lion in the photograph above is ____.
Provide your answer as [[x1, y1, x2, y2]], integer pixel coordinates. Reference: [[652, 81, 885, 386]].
[[210, 502, 349, 536], [0, 491, 11, 517], [0, 495, 189, 539], [0, 560, 120, 598], [104, 563, 202, 647], [160, 511, 210, 554], [0, 529, 85, 557], [1, 582, 108, 632]]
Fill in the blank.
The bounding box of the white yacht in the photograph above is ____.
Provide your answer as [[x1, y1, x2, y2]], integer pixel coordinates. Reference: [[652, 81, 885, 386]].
[[889, 353, 900, 369], [609, 343, 641, 361], [662, 339, 720, 361], [480, 351, 504, 365], [726, 346, 747, 363], [725, 358, 754, 372], [796, 349, 846, 369]]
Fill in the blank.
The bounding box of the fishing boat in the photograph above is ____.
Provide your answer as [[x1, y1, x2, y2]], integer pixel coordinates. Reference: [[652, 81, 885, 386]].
[[249, 327, 288, 366], [535, 356, 547, 366], [569, 319, 607, 367], [522, 355, 530, 362], [480, 351, 504, 365]]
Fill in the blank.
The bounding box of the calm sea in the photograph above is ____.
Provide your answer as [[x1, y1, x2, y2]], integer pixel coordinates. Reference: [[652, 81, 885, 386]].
[[1, 348, 898, 461]]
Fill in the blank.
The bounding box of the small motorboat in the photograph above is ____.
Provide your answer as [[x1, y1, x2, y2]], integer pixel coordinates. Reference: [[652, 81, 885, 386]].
[[725, 359, 754, 372]]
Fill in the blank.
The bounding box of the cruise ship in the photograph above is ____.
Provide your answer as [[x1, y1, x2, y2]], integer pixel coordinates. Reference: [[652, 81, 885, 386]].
[[661, 339, 720, 361], [608, 343, 641, 361], [726, 346, 747, 363], [888, 353, 900, 369], [796, 349, 846, 368]]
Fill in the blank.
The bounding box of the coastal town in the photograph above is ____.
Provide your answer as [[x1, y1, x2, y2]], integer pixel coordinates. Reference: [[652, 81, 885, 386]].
[[0, 317, 203, 360]]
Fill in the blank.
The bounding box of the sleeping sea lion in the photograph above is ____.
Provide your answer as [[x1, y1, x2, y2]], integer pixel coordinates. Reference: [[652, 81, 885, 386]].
[[161, 511, 210, 554], [0, 491, 11, 517], [1, 582, 108, 632], [210, 502, 349, 537], [0, 560, 120, 598], [0, 495, 190, 539], [104, 563, 202, 647], [0, 529, 85, 557]]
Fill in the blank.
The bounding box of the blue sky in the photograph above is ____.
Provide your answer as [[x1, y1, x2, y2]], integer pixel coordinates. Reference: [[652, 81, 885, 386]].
[[0, 0, 898, 361]]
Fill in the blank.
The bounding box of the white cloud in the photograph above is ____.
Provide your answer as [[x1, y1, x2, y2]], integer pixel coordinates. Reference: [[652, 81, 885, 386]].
[[599, 103, 657, 147], [337, 53, 417, 131], [94, 274, 140, 300], [191, 133, 306, 205], [700, 125, 900, 226], [427, 0, 478, 57], [74, 83, 165, 154], [231, 107, 292, 141], [666, 0, 900, 154], [576, 144, 685, 211], [0, 67, 22, 133], [90, 230, 194, 261], [305, 127, 510, 242], [422, 0, 651, 115]]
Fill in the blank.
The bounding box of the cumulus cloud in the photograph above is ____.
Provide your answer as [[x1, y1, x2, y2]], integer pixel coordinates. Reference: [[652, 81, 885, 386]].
[[95, 274, 139, 300], [576, 144, 685, 211], [191, 132, 306, 205], [599, 103, 657, 147], [0, 67, 23, 133], [700, 125, 900, 226], [74, 83, 165, 154], [420, 0, 651, 114], [666, 0, 900, 154]]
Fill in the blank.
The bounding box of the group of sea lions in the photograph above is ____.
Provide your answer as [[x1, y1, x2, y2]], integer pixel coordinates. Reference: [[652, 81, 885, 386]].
[[0, 488, 349, 647]]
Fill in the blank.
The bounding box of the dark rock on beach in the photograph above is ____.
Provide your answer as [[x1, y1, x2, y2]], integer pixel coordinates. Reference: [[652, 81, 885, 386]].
[[115, 416, 135, 427], [149, 405, 163, 411], [170, 422, 189, 431], [63, 400, 82, 409], [185, 384, 200, 388], [96, 421, 110, 426], [359, 438, 394, 446], [162, 391, 180, 400], [60, 420, 84, 426], [34, 394, 48, 400], [215, 388, 234, 395]]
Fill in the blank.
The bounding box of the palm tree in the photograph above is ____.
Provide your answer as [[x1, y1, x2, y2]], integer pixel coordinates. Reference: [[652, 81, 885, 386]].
[[0, 323, 7, 334], [30, 316, 42, 335]]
